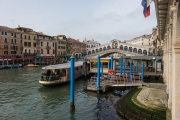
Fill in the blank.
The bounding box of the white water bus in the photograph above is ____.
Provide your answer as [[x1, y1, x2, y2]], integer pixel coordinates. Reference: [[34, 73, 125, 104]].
[[39, 61, 86, 86]]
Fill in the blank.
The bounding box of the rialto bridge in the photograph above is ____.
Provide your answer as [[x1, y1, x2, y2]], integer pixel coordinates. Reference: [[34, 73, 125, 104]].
[[85, 39, 149, 59], [155, 0, 180, 119]]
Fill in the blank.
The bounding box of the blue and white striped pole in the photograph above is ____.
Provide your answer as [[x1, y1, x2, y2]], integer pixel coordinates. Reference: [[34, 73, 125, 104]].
[[108, 59, 111, 70], [97, 55, 100, 90], [70, 53, 75, 111], [142, 63, 144, 81]]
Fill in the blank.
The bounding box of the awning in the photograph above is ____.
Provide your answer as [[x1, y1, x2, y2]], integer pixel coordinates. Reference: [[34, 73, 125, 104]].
[[35, 56, 44, 59]]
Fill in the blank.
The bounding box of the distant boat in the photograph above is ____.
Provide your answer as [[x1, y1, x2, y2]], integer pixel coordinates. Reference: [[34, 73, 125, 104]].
[[3, 64, 23, 69], [25, 64, 39, 68], [39, 61, 86, 86]]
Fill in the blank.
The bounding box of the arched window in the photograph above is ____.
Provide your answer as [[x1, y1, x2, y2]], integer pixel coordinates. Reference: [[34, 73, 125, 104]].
[[143, 50, 147, 55], [107, 45, 110, 49], [133, 48, 137, 53], [92, 50, 95, 54], [96, 49, 98, 53], [88, 51, 91, 55], [129, 47, 132, 52], [29, 49, 31, 53], [103, 47, 106, 51], [124, 46, 128, 51], [99, 48, 102, 52], [120, 45, 123, 50]]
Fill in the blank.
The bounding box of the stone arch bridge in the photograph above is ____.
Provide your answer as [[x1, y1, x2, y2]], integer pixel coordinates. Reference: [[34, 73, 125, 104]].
[[85, 39, 149, 59]]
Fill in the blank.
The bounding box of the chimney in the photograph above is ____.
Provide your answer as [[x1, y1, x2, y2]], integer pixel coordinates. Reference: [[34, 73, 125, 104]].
[[18, 25, 20, 28]]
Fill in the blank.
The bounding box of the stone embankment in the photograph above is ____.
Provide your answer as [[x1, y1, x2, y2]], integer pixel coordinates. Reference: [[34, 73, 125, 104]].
[[115, 85, 168, 120]]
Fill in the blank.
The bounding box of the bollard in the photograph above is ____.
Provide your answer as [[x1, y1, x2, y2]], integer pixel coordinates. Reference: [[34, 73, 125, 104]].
[[120, 56, 123, 74], [111, 56, 113, 70], [142, 63, 144, 81], [70, 53, 75, 111], [136, 62, 138, 73], [124, 62, 126, 74], [97, 55, 100, 91], [101, 63, 103, 78]]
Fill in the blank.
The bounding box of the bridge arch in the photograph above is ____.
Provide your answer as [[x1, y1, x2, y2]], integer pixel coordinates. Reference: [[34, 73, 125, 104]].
[[103, 46, 106, 51], [107, 45, 111, 49]]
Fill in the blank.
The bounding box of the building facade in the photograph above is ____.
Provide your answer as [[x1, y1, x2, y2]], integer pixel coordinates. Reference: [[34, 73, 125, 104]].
[[0, 26, 23, 56], [16, 26, 37, 57], [149, 27, 163, 56], [67, 38, 86, 58], [36, 32, 55, 57], [53, 35, 67, 56], [83, 39, 101, 52], [127, 35, 151, 47]]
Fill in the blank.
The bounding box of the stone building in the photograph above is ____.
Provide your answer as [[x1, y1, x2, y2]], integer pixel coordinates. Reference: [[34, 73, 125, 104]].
[[53, 35, 67, 56], [149, 27, 163, 56], [16, 26, 37, 57], [67, 38, 86, 58], [0, 26, 23, 56], [155, 0, 180, 119], [83, 39, 101, 53], [36, 32, 55, 57], [127, 35, 151, 47]]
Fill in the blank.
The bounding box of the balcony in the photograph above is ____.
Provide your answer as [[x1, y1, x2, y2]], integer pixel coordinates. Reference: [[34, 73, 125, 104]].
[[45, 46, 51, 49]]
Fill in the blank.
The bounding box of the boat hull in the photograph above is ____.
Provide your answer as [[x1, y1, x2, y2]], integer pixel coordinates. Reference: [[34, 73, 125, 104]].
[[25, 66, 39, 68], [39, 79, 70, 86]]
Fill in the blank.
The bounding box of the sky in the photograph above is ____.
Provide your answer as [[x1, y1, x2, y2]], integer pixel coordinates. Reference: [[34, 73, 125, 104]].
[[0, 0, 157, 44]]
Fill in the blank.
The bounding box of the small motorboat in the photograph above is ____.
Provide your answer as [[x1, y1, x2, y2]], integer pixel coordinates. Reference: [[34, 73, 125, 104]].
[[25, 64, 39, 68]]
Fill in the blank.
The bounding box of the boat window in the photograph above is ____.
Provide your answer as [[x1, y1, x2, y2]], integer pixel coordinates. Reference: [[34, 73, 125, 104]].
[[60, 69, 66, 77], [76, 67, 78, 70]]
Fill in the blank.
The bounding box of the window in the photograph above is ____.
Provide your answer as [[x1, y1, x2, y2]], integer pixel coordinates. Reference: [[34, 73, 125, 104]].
[[20, 40, 22, 44], [41, 41, 43, 46], [4, 38, 7, 43], [14, 33, 16, 37], [4, 45, 8, 49], [24, 35, 26, 39], [47, 42, 49, 46], [5, 32, 7, 35], [20, 34, 22, 38], [2, 31, 4, 35], [11, 33, 13, 36], [28, 42, 31, 47], [33, 43, 36, 47], [34, 36, 35, 40], [14, 39, 16, 43], [41, 49, 43, 54], [53, 50, 55, 54], [53, 43, 54, 47], [29, 49, 31, 53], [11, 39, 13, 43], [47, 50, 49, 54], [28, 36, 30, 40], [4, 51, 8, 54], [24, 42, 27, 46]]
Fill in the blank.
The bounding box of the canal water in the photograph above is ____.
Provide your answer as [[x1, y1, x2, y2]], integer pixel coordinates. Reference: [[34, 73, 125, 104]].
[[0, 67, 122, 120]]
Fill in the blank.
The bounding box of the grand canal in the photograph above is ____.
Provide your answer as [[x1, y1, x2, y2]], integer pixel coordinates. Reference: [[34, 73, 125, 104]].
[[0, 67, 122, 120]]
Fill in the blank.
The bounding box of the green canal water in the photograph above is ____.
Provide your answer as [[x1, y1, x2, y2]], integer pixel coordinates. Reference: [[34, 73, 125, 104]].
[[0, 67, 122, 120]]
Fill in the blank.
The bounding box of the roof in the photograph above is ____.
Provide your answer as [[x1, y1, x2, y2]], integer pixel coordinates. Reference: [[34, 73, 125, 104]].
[[42, 61, 83, 70], [67, 38, 85, 44], [0, 26, 23, 33]]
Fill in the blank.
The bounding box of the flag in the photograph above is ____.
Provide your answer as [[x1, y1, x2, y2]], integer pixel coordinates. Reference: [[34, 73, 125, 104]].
[[141, 0, 153, 18]]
